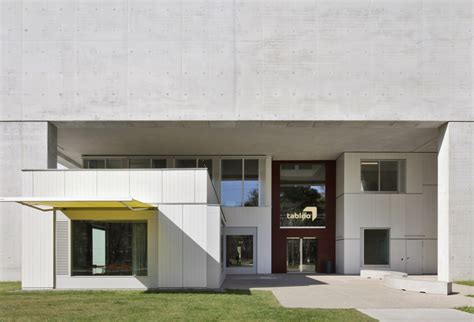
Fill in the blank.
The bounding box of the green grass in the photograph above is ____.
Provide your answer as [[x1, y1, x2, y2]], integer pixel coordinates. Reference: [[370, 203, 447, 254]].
[[456, 306, 474, 314], [0, 282, 374, 321], [455, 280, 474, 287]]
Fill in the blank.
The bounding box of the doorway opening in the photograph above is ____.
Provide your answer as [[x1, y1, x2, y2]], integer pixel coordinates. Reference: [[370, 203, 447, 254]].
[[286, 237, 317, 272]]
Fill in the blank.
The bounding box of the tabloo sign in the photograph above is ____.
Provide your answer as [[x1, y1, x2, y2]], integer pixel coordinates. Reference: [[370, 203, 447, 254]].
[[286, 207, 317, 222]]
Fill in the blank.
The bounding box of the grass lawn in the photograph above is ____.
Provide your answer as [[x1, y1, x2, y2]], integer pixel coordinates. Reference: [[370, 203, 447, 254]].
[[456, 306, 474, 314], [455, 280, 474, 287], [0, 282, 374, 321]]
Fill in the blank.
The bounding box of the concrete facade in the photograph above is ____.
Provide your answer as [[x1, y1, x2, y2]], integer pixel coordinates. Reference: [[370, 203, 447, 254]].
[[438, 122, 474, 281], [0, 1, 473, 122], [0, 0, 473, 284]]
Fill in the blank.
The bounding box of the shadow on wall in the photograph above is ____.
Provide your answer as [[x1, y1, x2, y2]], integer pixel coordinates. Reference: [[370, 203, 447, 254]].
[[157, 206, 223, 289]]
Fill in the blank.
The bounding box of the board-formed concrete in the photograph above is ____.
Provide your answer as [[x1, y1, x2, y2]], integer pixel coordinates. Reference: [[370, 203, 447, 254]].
[[0, 1, 473, 122]]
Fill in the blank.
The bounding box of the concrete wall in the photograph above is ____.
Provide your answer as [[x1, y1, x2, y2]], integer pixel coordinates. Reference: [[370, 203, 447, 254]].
[[336, 152, 437, 275], [0, 122, 56, 281], [438, 122, 474, 281], [20, 169, 224, 289], [0, 1, 473, 122]]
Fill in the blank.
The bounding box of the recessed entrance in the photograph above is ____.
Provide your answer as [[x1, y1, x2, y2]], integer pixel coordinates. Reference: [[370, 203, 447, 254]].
[[286, 237, 317, 272]]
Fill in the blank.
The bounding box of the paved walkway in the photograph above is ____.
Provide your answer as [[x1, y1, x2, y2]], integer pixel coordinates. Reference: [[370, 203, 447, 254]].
[[358, 309, 473, 322], [222, 274, 474, 309]]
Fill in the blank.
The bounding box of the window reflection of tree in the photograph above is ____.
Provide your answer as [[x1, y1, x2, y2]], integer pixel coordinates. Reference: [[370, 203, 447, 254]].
[[280, 185, 326, 227], [244, 188, 259, 206]]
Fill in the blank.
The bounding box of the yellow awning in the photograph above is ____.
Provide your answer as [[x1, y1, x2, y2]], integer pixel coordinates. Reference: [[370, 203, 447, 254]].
[[0, 197, 155, 212]]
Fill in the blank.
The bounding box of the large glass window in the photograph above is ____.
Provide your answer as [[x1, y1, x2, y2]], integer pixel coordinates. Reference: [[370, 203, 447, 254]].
[[279, 163, 326, 227], [364, 229, 389, 266], [361, 160, 399, 192], [72, 221, 147, 276], [221, 159, 259, 207], [226, 235, 253, 267], [244, 160, 259, 206]]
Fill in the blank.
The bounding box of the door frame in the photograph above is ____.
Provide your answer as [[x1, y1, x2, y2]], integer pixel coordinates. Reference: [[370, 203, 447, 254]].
[[286, 237, 317, 273], [224, 227, 257, 274]]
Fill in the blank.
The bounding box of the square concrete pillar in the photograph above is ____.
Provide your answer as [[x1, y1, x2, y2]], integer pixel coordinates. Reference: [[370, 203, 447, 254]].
[[438, 122, 474, 281], [0, 122, 57, 281]]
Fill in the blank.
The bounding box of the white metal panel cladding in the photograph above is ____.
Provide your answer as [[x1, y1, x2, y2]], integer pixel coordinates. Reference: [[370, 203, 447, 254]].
[[130, 171, 163, 203], [162, 171, 195, 203], [22, 207, 54, 288], [97, 171, 130, 197], [194, 170, 207, 204], [55, 220, 69, 275], [206, 205, 223, 289], [222, 207, 272, 274], [158, 205, 183, 288], [182, 205, 207, 287], [33, 171, 65, 197], [64, 171, 97, 197]]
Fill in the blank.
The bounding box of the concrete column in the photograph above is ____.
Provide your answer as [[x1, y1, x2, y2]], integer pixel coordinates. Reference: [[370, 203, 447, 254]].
[[438, 122, 474, 282], [0, 122, 57, 281]]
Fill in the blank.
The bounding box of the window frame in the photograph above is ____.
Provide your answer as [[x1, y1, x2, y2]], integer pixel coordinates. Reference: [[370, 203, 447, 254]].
[[220, 158, 260, 207], [360, 159, 401, 193], [70, 220, 148, 277]]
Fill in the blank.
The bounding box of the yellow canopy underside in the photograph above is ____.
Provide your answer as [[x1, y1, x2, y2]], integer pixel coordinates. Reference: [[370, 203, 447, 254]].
[[22, 200, 153, 209], [0, 197, 156, 211]]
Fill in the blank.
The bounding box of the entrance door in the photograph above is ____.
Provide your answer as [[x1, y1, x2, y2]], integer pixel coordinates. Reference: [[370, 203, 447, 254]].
[[286, 237, 317, 272]]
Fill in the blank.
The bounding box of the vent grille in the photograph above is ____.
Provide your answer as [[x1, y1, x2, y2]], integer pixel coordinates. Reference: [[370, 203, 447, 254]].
[[56, 221, 69, 275]]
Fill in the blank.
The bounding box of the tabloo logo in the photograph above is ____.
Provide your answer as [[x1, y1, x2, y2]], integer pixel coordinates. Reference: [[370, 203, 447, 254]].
[[287, 207, 317, 221]]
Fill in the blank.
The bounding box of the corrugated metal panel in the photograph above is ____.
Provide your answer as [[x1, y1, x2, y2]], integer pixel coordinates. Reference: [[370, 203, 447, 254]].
[[162, 171, 195, 203], [97, 171, 130, 197], [65, 171, 97, 197], [55, 221, 69, 275], [130, 171, 162, 203], [158, 205, 183, 288], [183, 205, 207, 287]]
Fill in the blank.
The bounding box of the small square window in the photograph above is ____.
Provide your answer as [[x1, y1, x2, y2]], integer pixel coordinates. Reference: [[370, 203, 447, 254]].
[[361, 160, 399, 192]]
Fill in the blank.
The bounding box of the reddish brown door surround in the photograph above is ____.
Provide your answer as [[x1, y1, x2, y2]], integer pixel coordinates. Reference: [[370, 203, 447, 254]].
[[271, 160, 336, 273]]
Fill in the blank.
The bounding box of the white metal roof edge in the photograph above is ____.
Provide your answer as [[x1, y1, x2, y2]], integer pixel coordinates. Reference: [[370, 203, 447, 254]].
[[0, 196, 136, 202]]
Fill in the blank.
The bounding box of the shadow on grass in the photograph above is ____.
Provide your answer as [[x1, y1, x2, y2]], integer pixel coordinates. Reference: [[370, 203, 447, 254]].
[[142, 289, 251, 295]]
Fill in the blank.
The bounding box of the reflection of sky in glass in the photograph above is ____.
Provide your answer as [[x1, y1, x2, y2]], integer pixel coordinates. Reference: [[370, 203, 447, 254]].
[[221, 180, 242, 206], [310, 185, 325, 193], [244, 180, 259, 206]]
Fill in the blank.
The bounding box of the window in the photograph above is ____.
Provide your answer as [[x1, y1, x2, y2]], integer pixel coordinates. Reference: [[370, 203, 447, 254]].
[[85, 159, 106, 169], [72, 221, 147, 276], [130, 159, 151, 168], [106, 159, 127, 169], [361, 160, 399, 192], [152, 159, 167, 168], [363, 229, 389, 266], [226, 235, 253, 267], [279, 163, 326, 227], [221, 159, 259, 207], [175, 159, 197, 168]]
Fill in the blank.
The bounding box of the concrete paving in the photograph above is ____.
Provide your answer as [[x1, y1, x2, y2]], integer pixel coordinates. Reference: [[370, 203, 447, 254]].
[[222, 274, 474, 309], [358, 309, 473, 322]]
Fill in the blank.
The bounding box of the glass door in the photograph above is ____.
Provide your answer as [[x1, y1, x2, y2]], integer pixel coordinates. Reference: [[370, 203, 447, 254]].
[[287, 237, 317, 272], [286, 238, 300, 272], [302, 238, 317, 272]]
